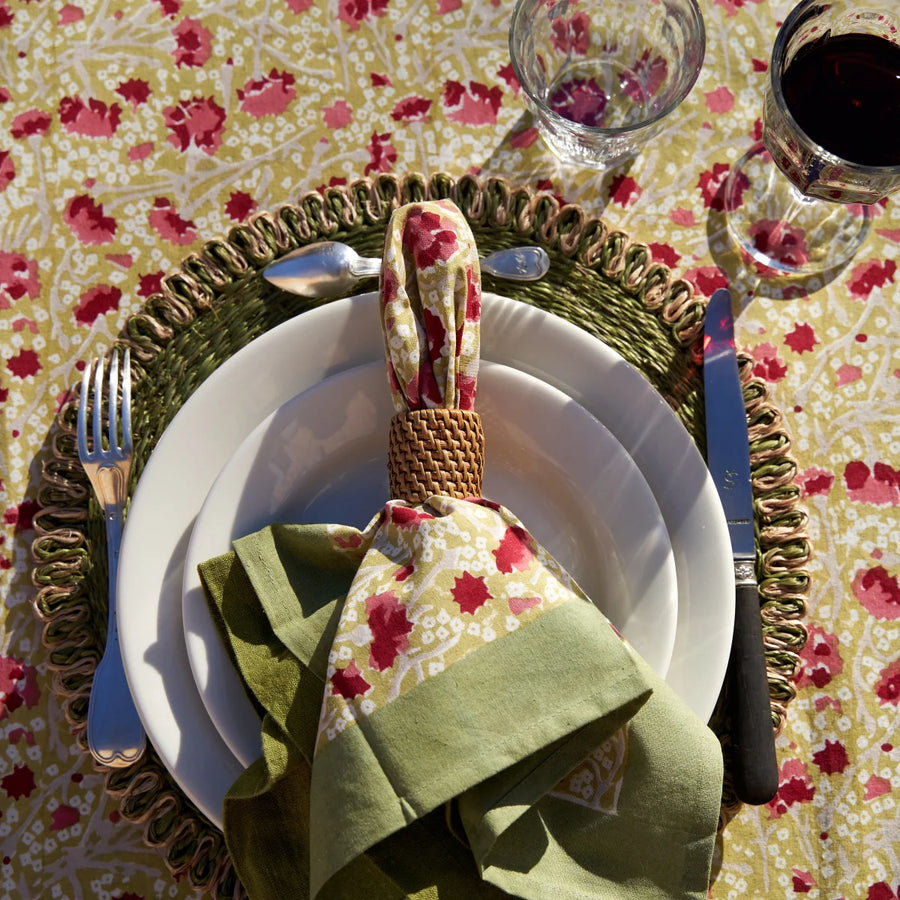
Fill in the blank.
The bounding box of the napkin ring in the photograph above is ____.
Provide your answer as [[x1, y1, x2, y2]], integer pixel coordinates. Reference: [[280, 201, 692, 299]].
[[388, 408, 485, 503]]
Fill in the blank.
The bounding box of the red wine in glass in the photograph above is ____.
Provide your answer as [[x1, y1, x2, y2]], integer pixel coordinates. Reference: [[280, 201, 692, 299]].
[[781, 32, 900, 169]]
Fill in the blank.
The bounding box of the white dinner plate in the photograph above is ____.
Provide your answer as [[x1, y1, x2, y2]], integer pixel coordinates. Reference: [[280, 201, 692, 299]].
[[118, 291, 734, 829], [182, 361, 678, 768]]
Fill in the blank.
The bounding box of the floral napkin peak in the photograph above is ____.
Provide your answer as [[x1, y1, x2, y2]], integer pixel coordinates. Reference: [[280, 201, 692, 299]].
[[380, 198, 481, 413]]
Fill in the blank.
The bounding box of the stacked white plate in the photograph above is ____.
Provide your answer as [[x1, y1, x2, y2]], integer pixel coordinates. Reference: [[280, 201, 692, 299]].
[[117, 292, 734, 829]]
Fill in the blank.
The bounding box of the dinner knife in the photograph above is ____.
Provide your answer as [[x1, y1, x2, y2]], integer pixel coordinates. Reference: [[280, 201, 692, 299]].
[[703, 288, 779, 805]]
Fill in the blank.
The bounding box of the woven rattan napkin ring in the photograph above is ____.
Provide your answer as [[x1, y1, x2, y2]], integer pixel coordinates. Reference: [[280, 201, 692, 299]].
[[388, 407, 485, 503]]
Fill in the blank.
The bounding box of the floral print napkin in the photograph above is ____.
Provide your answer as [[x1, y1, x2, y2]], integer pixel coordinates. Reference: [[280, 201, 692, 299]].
[[197, 200, 724, 899], [379, 198, 480, 413]]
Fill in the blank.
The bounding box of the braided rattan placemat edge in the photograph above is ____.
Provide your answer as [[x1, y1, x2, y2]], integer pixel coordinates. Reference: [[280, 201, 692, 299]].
[[30, 172, 810, 898]]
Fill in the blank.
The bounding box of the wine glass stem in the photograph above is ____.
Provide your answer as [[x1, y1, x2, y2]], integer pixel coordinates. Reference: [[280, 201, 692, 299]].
[[768, 183, 814, 245]]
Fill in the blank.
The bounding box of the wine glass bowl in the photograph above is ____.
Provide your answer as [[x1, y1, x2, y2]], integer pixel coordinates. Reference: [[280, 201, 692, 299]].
[[725, 0, 900, 275], [508, 0, 706, 168]]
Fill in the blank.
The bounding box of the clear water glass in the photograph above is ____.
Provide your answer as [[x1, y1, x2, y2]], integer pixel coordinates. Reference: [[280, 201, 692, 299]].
[[508, 0, 706, 168]]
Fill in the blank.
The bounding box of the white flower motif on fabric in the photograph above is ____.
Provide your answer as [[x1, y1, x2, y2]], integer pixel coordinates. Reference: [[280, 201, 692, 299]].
[[550, 725, 630, 815]]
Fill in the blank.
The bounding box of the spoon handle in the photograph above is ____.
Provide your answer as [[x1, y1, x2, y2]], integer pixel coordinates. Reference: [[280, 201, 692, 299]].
[[352, 247, 549, 281], [347, 256, 381, 279]]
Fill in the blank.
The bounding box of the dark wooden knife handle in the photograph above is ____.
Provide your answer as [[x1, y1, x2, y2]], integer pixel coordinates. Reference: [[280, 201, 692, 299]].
[[729, 581, 780, 805]]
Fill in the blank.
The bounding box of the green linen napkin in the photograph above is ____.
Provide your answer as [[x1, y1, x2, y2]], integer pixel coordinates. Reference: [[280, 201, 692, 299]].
[[198, 199, 724, 899], [199, 501, 723, 900]]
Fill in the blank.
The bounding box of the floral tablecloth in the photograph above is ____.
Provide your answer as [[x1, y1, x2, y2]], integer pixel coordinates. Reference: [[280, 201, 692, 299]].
[[1, 0, 898, 898]]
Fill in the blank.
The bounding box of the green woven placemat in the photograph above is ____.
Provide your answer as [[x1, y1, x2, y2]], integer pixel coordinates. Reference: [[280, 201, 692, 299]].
[[31, 172, 809, 899]]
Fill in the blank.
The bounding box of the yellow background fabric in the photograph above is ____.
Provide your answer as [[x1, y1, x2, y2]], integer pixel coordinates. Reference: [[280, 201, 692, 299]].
[[1, 0, 899, 897]]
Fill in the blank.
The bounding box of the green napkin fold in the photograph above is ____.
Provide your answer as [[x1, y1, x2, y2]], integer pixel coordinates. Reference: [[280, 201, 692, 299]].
[[199, 496, 724, 900]]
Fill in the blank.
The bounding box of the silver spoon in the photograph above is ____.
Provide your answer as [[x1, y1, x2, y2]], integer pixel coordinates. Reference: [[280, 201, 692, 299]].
[[263, 241, 550, 298]]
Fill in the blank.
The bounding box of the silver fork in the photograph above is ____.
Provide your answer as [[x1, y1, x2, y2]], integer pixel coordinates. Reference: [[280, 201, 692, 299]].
[[77, 347, 146, 767]]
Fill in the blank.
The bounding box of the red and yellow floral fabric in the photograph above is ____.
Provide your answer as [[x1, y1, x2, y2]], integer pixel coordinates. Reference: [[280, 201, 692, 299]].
[[2, 0, 900, 897]]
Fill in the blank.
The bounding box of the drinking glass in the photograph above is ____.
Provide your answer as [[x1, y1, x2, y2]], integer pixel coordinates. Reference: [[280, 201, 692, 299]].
[[508, 0, 706, 168], [724, 0, 900, 276]]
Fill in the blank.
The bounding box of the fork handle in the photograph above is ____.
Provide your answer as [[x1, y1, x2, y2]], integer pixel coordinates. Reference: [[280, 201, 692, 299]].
[[87, 505, 147, 767], [102, 507, 124, 641]]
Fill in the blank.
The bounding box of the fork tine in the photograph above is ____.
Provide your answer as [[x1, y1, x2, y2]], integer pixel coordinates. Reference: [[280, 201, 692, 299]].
[[108, 351, 119, 453], [121, 347, 132, 454], [92, 355, 105, 454], [77, 361, 91, 459]]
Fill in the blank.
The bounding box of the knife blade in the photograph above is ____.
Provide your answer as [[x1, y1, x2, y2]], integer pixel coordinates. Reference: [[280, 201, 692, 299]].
[[703, 287, 779, 805]]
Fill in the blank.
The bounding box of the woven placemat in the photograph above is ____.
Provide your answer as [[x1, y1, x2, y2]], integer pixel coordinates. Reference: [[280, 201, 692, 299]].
[[30, 171, 810, 898]]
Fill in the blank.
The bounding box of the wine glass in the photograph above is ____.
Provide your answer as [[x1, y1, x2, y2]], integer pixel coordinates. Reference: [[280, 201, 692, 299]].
[[508, 0, 706, 168], [724, 0, 900, 276]]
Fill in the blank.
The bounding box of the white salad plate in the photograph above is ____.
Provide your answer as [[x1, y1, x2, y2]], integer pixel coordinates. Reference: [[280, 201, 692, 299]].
[[118, 291, 734, 829], [182, 360, 678, 768]]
